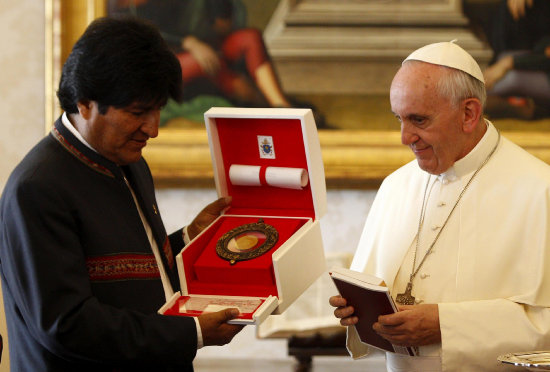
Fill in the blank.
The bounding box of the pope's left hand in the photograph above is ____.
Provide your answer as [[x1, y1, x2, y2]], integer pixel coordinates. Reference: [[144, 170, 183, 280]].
[[373, 304, 441, 347], [187, 196, 232, 240]]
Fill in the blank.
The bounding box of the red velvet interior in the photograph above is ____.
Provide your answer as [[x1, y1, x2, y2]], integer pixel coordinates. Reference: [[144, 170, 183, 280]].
[[194, 216, 306, 286], [180, 215, 308, 298], [214, 117, 315, 219]]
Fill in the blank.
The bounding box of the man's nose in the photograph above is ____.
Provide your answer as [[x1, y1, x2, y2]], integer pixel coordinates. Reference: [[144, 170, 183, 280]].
[[141, 110, 160, 138]]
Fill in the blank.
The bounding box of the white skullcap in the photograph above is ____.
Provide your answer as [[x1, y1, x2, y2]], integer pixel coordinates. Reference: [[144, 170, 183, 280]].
[[403, 40, 484, 84]]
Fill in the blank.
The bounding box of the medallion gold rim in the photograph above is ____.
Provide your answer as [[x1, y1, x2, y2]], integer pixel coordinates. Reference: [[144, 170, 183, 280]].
[[216, 218, 279, 265]]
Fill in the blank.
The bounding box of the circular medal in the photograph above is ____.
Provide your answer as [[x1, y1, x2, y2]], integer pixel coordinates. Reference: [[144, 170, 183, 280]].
[[216, 218, 278, 265]]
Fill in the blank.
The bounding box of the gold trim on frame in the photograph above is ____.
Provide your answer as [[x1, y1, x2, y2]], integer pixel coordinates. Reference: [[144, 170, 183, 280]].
[[45, 0, 550, 189], [45, 0, 106, 132], [142, 127, 550, 188]]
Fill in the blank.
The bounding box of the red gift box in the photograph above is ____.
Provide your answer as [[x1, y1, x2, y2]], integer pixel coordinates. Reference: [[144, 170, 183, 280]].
[[160, 108, 327, 325]]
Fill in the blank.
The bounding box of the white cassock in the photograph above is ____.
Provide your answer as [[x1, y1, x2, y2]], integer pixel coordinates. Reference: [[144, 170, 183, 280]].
[[346, 121, 550, 372]]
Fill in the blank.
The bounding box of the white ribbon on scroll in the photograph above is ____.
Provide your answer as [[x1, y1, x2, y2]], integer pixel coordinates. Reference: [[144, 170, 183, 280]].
[[228, 164, 309, 190]]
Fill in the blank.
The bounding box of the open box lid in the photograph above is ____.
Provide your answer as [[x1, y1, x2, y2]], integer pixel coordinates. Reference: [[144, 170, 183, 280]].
[[204, 107, 327, 220]]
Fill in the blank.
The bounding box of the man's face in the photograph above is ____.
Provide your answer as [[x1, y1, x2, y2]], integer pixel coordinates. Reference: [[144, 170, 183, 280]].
[[390, 63, 467, 175], [78, 102, 160, 165]]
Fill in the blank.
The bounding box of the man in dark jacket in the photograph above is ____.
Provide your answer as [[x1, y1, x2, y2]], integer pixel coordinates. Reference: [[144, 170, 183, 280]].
[[0, 17, 242, 371]]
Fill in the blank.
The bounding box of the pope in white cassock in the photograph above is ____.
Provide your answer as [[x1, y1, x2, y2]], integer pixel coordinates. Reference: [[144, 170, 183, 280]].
[[330, 41, 550, 372]]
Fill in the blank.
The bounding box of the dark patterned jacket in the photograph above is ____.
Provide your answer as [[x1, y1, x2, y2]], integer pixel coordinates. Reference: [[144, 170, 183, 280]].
[[0, 118, 196, 371]]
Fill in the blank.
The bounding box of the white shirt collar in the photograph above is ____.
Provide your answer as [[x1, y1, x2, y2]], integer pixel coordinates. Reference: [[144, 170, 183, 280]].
[[61, 112, 97, 153]]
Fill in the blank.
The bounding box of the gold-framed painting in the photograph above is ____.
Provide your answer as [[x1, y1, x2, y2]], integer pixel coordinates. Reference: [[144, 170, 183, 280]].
[[45, 0, 550, 188]]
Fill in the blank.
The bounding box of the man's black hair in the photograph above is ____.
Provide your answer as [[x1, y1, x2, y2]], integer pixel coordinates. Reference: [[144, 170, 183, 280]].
[[57, 16, 183, 114]]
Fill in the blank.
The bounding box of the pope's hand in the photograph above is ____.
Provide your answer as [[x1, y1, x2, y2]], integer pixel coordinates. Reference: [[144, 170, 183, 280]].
[[187, 197, 231, 240], [373, 304, 441, 347], [329, 295, 358, 326]]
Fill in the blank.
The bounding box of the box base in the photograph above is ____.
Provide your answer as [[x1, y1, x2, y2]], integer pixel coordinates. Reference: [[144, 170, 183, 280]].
[[163, 295, 264, 320], [161, 293, 279, 325]]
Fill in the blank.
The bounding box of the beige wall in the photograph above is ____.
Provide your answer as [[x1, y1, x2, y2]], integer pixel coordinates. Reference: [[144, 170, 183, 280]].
[[0, 2, 45, 188]]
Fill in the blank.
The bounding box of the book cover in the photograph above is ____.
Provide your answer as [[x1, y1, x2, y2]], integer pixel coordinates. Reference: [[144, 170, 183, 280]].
[[329, 266, 416, 356]]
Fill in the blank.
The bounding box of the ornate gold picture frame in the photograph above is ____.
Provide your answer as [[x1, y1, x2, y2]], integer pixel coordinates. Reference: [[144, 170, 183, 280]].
[[45, 0, 550, 188]]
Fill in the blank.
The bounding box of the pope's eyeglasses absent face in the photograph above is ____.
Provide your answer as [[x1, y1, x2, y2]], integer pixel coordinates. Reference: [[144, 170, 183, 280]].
[[390, 63, 468, 175]]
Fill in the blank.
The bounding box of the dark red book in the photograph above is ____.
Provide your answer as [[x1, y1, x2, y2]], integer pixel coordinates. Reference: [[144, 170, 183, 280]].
[[329, 266, 416, 356]]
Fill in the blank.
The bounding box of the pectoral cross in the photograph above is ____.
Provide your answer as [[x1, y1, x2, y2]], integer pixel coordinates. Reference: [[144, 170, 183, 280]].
[[396, 282, 416, 305]]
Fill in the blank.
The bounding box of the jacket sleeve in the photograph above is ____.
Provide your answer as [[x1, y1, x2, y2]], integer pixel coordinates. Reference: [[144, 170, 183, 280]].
[[0, 177, 198, 367], [169, 227, 186, 259]]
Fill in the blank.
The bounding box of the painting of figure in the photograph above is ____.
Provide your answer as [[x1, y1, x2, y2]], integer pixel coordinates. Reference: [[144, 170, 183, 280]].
[[108, 0, 328, 127]]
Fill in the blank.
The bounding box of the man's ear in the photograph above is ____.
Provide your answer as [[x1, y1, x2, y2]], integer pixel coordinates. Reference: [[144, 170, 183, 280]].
[[462, 98, 482, 134], [76, 100, 93, 120]]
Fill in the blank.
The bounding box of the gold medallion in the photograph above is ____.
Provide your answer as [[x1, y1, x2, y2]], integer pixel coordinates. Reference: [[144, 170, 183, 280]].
[[216, 218, 278, 265]]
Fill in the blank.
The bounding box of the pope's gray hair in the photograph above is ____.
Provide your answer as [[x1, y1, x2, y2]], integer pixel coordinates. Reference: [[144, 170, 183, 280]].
[[403, 60, 486, 109], [437, 66, 486, 109]]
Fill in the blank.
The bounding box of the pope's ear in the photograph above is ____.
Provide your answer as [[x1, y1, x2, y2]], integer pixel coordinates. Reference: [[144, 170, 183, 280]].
[[76, 100, 93, 120], [462, 98, 482, 133]]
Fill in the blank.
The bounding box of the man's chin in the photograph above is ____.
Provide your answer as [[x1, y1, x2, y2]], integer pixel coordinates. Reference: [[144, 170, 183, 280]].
[[115, 151, 143, 165]]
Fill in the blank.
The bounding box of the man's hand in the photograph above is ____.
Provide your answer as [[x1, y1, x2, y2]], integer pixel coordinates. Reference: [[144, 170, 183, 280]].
[[329, 295, 358, 326], [187, 197, 231, 240], [373, 304, 441, 347], [198, 308, 244, 346]]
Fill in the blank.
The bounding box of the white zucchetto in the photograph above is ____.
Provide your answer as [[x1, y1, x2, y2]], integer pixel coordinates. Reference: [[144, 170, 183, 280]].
[[403, 40, 485, 84]]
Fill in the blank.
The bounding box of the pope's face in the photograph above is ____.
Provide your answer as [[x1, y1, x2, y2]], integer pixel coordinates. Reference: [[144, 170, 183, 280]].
[[78, 102, 160, 165], [390, 63, 467, 175]]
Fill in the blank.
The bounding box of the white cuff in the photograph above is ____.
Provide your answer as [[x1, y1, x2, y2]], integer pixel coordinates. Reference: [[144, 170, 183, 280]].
[[194, 317, 204, 349], [183, 226, 191, 245]]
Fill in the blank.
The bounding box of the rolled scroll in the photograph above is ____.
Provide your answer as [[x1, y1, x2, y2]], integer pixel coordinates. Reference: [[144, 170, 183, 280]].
[[228, 164, 309, 190]]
